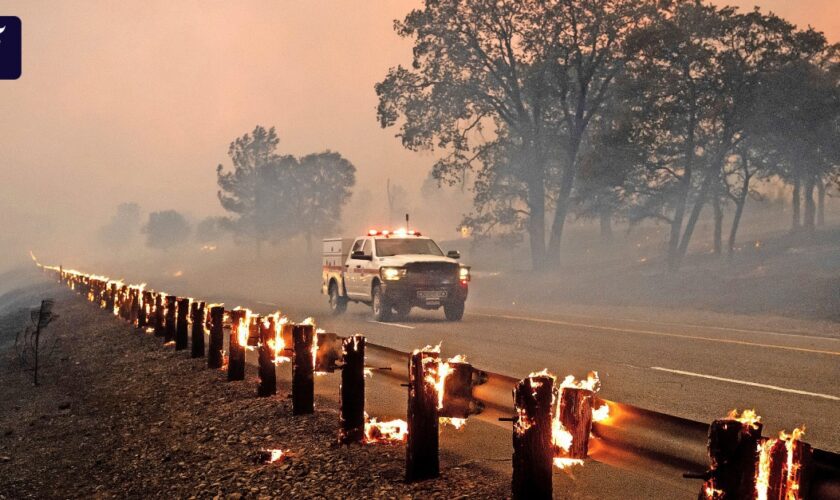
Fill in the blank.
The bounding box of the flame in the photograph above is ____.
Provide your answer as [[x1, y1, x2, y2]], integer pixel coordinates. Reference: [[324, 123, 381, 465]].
[[440, 417, 466, 429], [559, 371, 601, 392], [262, 449, 287, 463], [756, 427, 806, 500], [363, 368, 373, 378], [313, 327, 324, 369], [726, 409, 761, 430], [553, 457, 585, 469], [364, 414, 408, 444], [591, 403, 610, 423], [233, 308, 252, 348], [267, 313, 290, 364]]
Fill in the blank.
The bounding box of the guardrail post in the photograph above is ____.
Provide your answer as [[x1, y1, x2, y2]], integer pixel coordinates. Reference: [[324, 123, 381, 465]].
[[153, 293, 165, 337], [137, 290, 150, 329], [190, 301, 205, 358], [559, 387, 594, 459], [164, 295, 177, 343], [406, 349, 439, 482], [292, 324, 315, 415], [339, 335, 365, 444], [227, 309, 246, 381], [176, 297, 189, 350], [512, 374, 554, 500], [257, 316, 277, 397], [702, 418, 763, 499], [128, 288, 140, 325], [207, 306, 225, 369]]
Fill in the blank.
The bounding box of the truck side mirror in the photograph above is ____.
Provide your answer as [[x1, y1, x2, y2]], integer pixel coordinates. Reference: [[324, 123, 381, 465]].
[[447, 250, 461, 259]]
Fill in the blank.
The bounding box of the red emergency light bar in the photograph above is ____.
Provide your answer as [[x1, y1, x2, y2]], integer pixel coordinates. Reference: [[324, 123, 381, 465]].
[[367, 228, 421, 237]]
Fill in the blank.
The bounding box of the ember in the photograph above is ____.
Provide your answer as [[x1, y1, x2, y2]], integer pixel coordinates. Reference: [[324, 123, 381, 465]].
[[364, 415, 408, 444]]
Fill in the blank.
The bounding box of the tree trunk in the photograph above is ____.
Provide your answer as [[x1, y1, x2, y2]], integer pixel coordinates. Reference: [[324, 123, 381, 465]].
[[527, 170, 547, 271], [713, 197, 723, 256], [728, 193, 747, 257], [674, 169, 713, 269], [817, 178, 826, 227], [667, 120, 696, 272], [547, 132, 585, 265], [804, 175, 816, 231], [792, 174, 801, 232], [599, 208, 613, 243]]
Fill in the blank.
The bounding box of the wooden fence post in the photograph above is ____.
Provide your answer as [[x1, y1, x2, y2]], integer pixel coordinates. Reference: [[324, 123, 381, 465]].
[[406, 349, 440, 482], [191, 301, 205, 358], [227, 309, 246, 381], [207, 306, 224, 369], [512, 374, 554, 500], [292, 324, 315, 415], [257, 316, 277, 397], [339, 335, 365, 444]]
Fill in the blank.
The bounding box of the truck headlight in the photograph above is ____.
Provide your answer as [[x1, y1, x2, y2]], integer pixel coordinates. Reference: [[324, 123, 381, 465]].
[[459, 266, 471, 282], [381, 267, 406, 281]]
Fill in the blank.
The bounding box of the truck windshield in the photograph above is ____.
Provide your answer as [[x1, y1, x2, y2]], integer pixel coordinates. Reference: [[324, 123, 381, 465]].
[[375, 238, 444, 257]]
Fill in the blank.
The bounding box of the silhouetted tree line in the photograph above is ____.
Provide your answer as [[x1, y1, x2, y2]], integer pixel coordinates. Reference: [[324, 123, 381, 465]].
[[376, 0, 839, 271], [216, 125, 356, 255]]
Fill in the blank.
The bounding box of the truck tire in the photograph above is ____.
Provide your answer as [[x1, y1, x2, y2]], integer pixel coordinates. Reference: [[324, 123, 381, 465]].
[[328, 282, 347, 315], [444, 300, 465, 321], [372, 284, 391, 322]]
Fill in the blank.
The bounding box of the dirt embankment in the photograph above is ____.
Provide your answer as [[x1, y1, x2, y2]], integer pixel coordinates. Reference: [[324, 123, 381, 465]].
[[0, 278, 507, 499]]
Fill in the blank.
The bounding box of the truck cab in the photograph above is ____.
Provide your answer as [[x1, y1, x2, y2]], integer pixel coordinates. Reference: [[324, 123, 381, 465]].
[[322, 230, 469, 321]]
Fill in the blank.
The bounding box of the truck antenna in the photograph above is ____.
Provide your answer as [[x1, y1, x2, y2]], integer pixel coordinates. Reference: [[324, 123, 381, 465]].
[[406, 213, 410, 231]]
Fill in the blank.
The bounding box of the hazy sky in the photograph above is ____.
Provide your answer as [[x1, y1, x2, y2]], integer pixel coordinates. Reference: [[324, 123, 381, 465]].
[[0, 1, 836, 268]]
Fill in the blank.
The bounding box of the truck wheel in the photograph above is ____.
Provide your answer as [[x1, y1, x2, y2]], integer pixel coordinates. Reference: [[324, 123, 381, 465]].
[[444, 300, 465, 321], [328, 282, 347, 315], [372, 284, 391, 322]]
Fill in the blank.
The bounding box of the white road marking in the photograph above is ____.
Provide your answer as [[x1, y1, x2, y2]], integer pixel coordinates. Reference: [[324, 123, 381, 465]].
[[522, 311, 840, 342], [368, 320, 415, 330], [471, 312, 840, 356], [650, 367, 840, 401]]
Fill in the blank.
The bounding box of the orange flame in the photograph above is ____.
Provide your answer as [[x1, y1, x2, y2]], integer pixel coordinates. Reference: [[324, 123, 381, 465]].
[[364, 414, 408, 444], [726, 409, 761, 430]]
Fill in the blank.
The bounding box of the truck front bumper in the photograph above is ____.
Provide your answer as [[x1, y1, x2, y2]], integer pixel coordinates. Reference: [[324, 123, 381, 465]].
[[380, 280, 468, 309]]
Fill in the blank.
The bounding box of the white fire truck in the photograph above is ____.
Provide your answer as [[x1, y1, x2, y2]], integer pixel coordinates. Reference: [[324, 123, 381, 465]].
[[322, 229, 470, 321]]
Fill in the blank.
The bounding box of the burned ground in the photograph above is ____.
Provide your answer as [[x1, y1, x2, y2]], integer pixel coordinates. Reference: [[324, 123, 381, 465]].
[[0, 279, 508, 499]]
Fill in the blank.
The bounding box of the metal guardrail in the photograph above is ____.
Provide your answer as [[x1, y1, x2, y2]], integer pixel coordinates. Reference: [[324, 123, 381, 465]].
[[365, 343, 840, 499]]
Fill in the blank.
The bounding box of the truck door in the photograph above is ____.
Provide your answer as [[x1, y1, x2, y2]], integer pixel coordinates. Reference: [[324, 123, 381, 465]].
[[357, 238, 376, 300], [345, 238, 366, 298]]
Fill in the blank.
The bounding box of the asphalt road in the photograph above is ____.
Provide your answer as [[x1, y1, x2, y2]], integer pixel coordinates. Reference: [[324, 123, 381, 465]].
[[272, 298, 840, 454]]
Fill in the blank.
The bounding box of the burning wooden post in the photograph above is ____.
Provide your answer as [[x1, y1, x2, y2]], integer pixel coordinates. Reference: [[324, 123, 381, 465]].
[[164, 295, 177, 343], [339, 335, 365, 445], [118, 285, 130, 320], [128, 288, 140, 325], [755, 428, 813, 500], [512, 374, 555, 500], [137, 290, 151, 329], [256, 316, 276, 397], [406, 348, 440, 482], [175, 297, 190, 350], [227, 309, 247, 381], [699, 410, 764, 499], [440, 359, 486, 419], [292, 324, 315, 415], [207, 305, 225, 369], [105, 283, 116, 312], [153, 293, 165, 337], [559, 386, 593, 459], [190, 301, 205, 358]]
